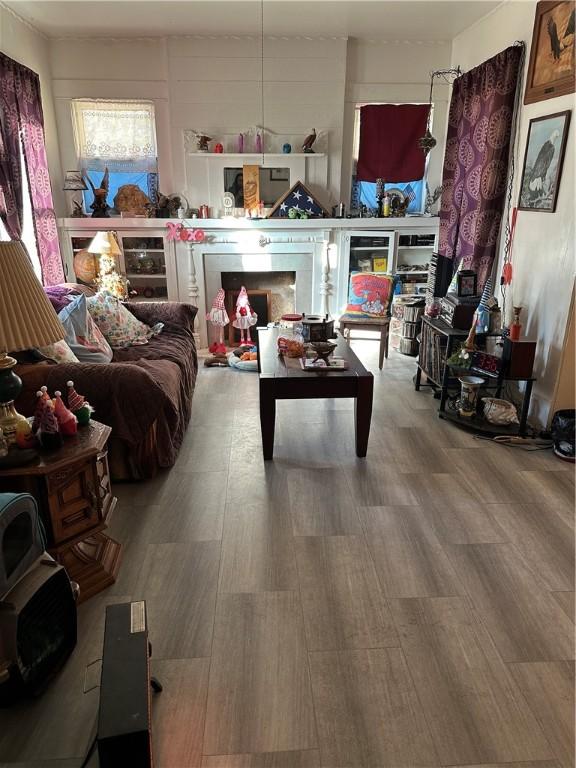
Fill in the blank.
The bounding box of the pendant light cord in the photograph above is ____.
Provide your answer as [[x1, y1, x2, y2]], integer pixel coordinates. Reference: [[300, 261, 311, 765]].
[[260, 0, 265, 164]]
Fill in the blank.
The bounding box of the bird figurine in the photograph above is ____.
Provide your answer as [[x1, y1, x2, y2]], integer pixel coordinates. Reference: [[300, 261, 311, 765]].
[[84, 168, 110, 218], [194, 132, 212, 152], [302, 129, 317, 153]]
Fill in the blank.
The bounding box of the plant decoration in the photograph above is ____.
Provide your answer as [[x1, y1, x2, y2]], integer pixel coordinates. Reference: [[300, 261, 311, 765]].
[[165, 223, 207, 243], [446, 341, 474, 370]]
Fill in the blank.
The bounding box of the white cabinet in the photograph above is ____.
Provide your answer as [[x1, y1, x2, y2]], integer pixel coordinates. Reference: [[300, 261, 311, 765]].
[[395, 229, 438, 299], [58, 220, 178, 302], [337, 229, 396, 314]]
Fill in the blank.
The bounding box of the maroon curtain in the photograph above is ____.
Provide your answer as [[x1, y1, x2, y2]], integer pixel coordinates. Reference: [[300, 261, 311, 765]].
[[438, 45, 522, 289], [0, 53, 64, 285], [356, 104, 429, 183]]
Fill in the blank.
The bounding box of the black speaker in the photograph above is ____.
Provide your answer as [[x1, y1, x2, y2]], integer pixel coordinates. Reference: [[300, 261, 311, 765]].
[[97, 601, 153, 767], [501, 338, 536, 379]]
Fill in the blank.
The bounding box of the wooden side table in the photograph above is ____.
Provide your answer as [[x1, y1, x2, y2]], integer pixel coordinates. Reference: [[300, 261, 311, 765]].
[[0, 420, 121, 603]]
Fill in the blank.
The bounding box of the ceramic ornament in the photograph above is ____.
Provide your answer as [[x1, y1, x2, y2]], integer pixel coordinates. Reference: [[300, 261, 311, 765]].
[[206, 289, 229, 354], [475, 277, 493, 333], [37, 401, 63, 451], [32, 390, 46, 433], [232, 286, 257, 346], [53, 390, 78, 436], [67, 380, 93, 425]]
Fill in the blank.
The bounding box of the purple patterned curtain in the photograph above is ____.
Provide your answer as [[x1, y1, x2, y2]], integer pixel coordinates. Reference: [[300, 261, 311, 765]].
[[0, 53, 64, 285], [438, 46, 522, 289]]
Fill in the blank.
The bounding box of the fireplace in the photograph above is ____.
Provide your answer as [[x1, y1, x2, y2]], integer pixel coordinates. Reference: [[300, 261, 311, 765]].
[[180, 228, 331, 347]]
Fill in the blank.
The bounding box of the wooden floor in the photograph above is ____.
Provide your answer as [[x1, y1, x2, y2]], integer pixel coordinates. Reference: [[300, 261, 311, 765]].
[[0, 341, 574, 768]]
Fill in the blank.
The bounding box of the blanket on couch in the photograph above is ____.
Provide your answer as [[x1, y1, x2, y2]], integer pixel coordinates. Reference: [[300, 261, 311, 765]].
[[15, 302, 198, 476]]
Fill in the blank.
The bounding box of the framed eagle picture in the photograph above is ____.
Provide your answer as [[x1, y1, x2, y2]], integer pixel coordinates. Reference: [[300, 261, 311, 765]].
[[524, 1, 575, 104], [518, 110, 571, 212]]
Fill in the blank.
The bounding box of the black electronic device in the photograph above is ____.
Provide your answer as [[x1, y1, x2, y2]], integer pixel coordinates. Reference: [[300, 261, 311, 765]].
[[301, 314, 336, 342], [0, 554, 77, 703], [470, 350, 502, 378], [97, 601, 160, 768], [439, 293, 480, 329]]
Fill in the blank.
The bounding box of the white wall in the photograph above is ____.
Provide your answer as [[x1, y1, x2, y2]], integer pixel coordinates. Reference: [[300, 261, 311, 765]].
[[0, 4, 64, 214], [48, 33, 451, 214], [342, 39, 452, 204], [451, 0, 576, 427]]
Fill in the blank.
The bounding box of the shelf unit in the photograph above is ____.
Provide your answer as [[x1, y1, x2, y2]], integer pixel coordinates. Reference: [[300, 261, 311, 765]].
[[415, 316, 535, 436], [61, 224, 178, 302], [394, 231, 437, 298]]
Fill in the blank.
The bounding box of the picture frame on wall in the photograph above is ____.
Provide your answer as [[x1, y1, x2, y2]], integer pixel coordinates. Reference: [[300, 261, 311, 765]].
[[524, 0, 575, 105], [518, 110, 571, 212]]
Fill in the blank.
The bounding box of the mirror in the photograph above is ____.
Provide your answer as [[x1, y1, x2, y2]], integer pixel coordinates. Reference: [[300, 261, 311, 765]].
[[224, 167, 290, 206]]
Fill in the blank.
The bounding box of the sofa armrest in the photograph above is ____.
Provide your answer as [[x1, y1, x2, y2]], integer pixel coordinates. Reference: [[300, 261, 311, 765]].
[[125, 301, 197, 334]]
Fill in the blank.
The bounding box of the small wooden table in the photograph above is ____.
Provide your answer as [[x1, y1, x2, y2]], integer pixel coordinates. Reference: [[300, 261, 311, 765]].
[[0, 420, 121, 603], [257, 327, 374, 460]]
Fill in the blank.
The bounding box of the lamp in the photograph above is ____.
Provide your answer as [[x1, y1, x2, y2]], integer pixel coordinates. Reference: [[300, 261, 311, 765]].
[[87, 231, 127, 299], [0, 241, 66, 443], [418, 67, 463, 156], [63, 170, 88, 217]]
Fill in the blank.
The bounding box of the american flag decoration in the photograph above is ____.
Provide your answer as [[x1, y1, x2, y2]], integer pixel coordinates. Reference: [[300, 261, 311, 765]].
[[267, 180, 329, 218], [403, 183, 416, 205]]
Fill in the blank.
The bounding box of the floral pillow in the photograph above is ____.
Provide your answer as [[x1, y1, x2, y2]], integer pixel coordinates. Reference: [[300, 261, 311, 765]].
[[58, 294, 113, 363], [36, 339, 80, 363], [86, 290, 163, 348]]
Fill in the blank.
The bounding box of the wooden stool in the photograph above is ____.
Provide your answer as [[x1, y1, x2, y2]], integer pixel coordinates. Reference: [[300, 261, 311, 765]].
[[339, 315, 391, 370]]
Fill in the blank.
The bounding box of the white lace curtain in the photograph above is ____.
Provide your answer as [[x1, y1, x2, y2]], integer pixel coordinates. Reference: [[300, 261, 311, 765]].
[[71, 100, 157, 172]]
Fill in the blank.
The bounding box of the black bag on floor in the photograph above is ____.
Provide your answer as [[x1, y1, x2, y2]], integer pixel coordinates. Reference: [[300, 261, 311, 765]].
[[550, 409, 575, 461]]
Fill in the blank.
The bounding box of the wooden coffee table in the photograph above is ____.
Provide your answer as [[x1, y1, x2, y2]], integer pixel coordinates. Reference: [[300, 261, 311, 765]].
[[257, 327, 374, 460]]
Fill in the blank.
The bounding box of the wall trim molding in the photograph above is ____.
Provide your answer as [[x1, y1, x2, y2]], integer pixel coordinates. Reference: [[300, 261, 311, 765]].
[[0, 1, 48, 39]]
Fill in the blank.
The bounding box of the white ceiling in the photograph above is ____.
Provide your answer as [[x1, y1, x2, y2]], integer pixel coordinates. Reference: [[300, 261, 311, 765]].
[[4, 0, 503, 40]]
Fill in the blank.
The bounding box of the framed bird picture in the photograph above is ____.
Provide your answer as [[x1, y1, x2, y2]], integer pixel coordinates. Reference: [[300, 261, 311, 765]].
[[518, 110, 571, 212], [524, 1, 575, 105]]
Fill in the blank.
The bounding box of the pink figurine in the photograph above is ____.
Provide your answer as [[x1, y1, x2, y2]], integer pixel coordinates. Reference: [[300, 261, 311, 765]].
[[232, 286, 258, 346], [206, 288, 229, 355]]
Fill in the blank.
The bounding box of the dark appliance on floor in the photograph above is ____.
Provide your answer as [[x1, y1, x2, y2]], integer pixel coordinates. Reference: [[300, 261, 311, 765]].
[[96, 601, 162, 767], [0, 493, 77, 703]]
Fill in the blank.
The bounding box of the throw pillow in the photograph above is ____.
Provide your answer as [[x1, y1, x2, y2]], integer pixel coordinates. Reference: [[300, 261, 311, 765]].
[[36, 339, 80, 363], [344, 272, 394, 318], [86, 290, 163, 348], [58, 293, 114, 363]]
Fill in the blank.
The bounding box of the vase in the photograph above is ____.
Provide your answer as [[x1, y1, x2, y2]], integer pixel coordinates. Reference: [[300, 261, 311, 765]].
[[510, 306, 522, 341], [458, 375, 485, 418]]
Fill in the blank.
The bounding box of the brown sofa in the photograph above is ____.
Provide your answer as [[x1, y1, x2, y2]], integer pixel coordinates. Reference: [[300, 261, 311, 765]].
[[15, 302, 198, 480]]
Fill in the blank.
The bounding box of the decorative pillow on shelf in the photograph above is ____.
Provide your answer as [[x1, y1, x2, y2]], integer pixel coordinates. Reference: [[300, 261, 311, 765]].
[[36, 339, 80, 364], [58, 293, 114, 363], [343, 272, 394, 318], [86, 290, 163, 348]]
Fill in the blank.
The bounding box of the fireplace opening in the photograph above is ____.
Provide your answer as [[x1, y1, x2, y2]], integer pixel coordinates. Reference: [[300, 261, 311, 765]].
[[221, 271, 296, 325]]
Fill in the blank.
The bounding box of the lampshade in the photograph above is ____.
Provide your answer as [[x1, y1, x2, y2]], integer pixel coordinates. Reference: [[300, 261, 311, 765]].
[[63, 170, 88, 191], [87, 231, 122, 257], [0, 241, 65, 354]]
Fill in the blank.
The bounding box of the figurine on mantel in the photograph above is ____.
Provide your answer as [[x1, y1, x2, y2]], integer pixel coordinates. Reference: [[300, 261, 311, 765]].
[[84, 168, 110, 218], [302, 128, 317, 153]]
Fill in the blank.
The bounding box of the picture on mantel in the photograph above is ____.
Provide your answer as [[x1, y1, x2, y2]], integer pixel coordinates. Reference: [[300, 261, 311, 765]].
[[267, 181, 329, 219]]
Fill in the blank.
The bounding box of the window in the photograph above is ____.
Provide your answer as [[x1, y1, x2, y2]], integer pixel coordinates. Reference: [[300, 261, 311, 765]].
[[350, 103, 432, 214], [0, 138, 42, 280], [71, 100, 158, 212]]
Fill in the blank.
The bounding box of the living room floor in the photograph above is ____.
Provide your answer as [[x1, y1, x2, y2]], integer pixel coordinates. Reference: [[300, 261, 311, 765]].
[[0, 341, 574, 768]]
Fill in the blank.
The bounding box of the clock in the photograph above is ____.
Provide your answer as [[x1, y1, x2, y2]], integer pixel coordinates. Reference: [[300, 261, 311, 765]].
[[470, 350, 501, 377]]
